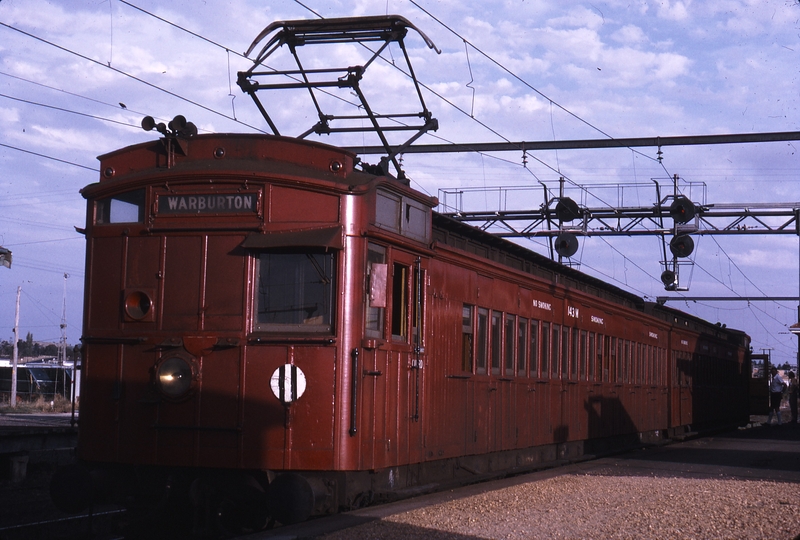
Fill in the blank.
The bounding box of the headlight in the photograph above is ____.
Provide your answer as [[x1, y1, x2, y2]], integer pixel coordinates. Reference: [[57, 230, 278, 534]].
[[156, 356, 195, 399]]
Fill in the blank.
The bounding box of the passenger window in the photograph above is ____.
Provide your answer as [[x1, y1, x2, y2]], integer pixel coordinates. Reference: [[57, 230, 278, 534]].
[[561, 326, 569, 379], [476, 308, 488, 374], [580, 330, 588, 380], [624, 340, 631, 383], [610, 337, 617, 383], [412, 263, 424, 349], [491, 312, 502, 375], [366, 243, 386, 337], [570, 328, 578, 380], [505, 314, 515, 376], [462, 305, 474, 373], [541, 322, 550, 378], [595, 334, 603, 383], [391, 263, 409, 341], [551, 324, 560, 379], [517, 318, 528, 376], [530, 320, 539, 377]]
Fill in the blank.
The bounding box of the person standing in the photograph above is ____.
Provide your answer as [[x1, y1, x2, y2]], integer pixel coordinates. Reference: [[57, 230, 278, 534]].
[[788, 371, 798, 424], [766, 366, 787, 426]]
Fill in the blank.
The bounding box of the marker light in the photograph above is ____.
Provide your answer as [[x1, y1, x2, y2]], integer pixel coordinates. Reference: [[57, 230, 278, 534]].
[[124, 290, 152, 320]]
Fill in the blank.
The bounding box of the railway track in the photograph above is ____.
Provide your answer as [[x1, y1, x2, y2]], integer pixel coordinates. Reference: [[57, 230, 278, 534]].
[[0, 509, 126, 540]]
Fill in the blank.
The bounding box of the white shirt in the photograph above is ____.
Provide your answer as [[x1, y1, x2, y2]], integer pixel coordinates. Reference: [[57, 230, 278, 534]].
[[770, 373, 786, 393]]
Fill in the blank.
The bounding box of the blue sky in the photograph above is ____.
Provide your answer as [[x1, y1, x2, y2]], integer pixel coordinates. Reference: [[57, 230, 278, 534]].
[[0, 0, 798, 364]]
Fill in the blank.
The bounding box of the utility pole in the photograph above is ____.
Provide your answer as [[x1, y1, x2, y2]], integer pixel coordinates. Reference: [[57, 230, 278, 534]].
[[60, 274, 68, 366], [11, 286, 20, 407]]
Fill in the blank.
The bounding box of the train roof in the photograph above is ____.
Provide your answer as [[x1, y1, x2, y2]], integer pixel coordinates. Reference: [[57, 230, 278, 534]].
[[432, 212, 645, 311], [89, 133, 378, 195], [433, 213, 748, 340], [643, 301, 749, 343]]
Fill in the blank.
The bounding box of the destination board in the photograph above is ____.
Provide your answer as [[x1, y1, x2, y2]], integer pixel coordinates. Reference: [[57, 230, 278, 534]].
[[158, 193, 258, 215]]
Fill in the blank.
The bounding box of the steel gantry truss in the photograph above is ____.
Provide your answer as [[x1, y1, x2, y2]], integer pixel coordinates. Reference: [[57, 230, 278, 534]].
[[437, 189, 800, 239], [436, 175, 800, 291]]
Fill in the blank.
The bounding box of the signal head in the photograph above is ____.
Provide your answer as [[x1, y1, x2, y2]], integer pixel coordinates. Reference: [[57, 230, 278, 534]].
[[669, 234, 695, 258], [669, 195, 696, 224]]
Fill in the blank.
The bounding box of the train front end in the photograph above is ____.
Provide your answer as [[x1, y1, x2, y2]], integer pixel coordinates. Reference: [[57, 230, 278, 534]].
[[52, 129, 381, 532]]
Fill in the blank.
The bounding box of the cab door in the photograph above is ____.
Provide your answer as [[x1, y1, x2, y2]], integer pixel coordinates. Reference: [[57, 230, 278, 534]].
[[386, 251, 427, 466], [359, 243, 426, 469]]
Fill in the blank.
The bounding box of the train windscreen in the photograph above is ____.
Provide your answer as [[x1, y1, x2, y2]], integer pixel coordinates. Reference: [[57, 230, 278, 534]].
[[254, 251, 336, 333]]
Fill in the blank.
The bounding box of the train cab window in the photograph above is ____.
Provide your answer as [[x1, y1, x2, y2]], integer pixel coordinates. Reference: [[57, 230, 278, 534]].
[[504, 314, 515, 376], [254, 250, 336, 333], [530, 320, 539, 377], [462, 305, 474, 372], [95, 189, 145, 224], [491, 312, 502, 375], [375, 189, 431, 243], [517, 318, 528, 376], [391, 263, 409, 341], [476, 308, 489, 374], [366, 243, 387, 337]]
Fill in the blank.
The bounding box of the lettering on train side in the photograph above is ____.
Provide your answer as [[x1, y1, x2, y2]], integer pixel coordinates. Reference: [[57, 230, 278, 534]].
[[590, 315, 604, 325], [158, 193, 258, 214], [567, 306, 579, 318], [534, 300, 552, 311], [649, 331, 658, 339]]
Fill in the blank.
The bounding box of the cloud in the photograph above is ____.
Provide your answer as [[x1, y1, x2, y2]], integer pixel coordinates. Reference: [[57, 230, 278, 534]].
[[0, 107, 20, 123], [656, 0, 691, 21]]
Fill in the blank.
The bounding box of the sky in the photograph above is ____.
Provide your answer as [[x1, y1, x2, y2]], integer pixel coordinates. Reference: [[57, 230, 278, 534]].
[[0, 0, 798, 365]]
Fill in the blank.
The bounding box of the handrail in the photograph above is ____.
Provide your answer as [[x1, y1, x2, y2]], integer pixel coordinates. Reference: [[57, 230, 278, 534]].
[[349, 348, 359, 436]]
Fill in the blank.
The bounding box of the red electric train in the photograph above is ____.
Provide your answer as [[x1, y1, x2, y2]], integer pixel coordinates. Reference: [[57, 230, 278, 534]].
[[50, 124, 750, 534]]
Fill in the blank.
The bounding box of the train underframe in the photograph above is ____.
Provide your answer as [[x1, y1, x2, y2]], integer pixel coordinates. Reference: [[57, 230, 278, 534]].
[[50, 420, 732, 537]]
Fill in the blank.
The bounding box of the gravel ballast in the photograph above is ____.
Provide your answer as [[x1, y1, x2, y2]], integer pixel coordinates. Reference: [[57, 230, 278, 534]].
[[320, 474, 800, 539]]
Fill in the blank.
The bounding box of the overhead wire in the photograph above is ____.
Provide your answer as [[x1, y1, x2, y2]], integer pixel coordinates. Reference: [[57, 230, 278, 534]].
[[0, 142, 97, 172], [0, 21, 267, 133]]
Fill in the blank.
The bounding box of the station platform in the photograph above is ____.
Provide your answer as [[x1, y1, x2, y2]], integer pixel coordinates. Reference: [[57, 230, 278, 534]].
[[254, 419, 800, 539]]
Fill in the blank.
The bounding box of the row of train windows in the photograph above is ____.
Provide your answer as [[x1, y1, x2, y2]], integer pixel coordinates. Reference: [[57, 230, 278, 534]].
[[460, 304, 667, 385]]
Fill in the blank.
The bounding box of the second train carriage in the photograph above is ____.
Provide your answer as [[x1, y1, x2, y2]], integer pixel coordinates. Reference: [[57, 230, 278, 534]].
[[56, 129, 751, 532]]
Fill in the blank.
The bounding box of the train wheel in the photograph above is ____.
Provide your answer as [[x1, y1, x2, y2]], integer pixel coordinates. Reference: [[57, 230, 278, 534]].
[[190, 474, 269, 536], [49, 463, 93, 513], [266, 472, 315, 525]]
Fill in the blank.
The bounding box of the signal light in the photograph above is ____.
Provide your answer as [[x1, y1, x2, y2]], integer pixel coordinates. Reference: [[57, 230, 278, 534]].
[[669, 235, 694, 258], [555, 197, 580, 222], [554, 232, 579, 258], [661, 270, 676, 289], [669, 195, 695, 224]]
